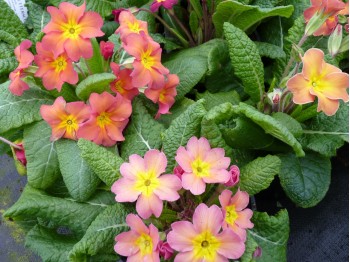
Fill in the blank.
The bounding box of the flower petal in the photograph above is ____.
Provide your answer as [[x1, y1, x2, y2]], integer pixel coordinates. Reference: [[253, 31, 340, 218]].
[[302, 48, 324, 78], [219, 189, 233, 208], [236, 209, 254, 229], [287, 74, 315, 104], [317, 72, 349, 101], [126, 214, 149, 235], [144, 150, 167, 176], [111, 178, 140, 202], [136, 193, 163, 219], [167, 221, 197, 252], [154, 175, 181, 201], [231, 189, 250, 211], [181, 173, 206, 195], [175, 146, 194, 172], [216, 229, 245, 259], [193, 204, 223, 234], [114, 231, 140, 256]]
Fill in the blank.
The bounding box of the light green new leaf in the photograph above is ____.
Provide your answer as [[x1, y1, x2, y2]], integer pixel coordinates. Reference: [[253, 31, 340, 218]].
[[0, 0, 28, 39], [213, 0, 294, 36], [121, 98, 165, 159], [78, 139, 124, 187], [255, 41, 286, 59], [75, 73, 116, 100], [279, 152, 331, 208], [163, 100, 207, 172], [25, 225, 78, 262], [4, 186, 107, 236], [233, 103, 305, 156], [24, 121, 61, 189], [224, 23, 264, 103], [69, 204, 133, 261], [0, 82, 53, 133], [56, 139, 101, 202], [249, 209, 289, 262], [239, 155, 281, 195]]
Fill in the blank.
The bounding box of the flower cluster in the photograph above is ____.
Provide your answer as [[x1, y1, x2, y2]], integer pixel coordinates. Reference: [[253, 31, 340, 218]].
[[112, 137, 253, 261]]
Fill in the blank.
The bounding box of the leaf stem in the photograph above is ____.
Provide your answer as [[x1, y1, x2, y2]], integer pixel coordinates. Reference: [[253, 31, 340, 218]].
[[166, 9, 196, 46], [0, 136, 22, 150]]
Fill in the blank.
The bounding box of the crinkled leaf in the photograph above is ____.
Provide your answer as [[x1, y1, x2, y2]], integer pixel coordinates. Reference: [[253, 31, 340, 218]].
[[78, 139, 124, 187], [69, 204, 133, 261], [279, 152, 331, 208], [4, 186, 107, 236], [249, 209, 289, 262], [241, 232, 259, 262], [213, 0, 294, 36], [56, 139, 101, 202], [25, 1, 51, 42], [255, 41, 286, 59], [257, 17, 284, 47], [0, 29, 18, 46], [233, 103, 305, 156], [196, 90, 240, 111], [0, 42, 14, 58], [25, 225, 78, 262], [158, 98, 195, 128], [224, 23, 264, 103], [75, 73, 115, 100], [24, 121, 60, 189], [163, 100, 207, 172], [150, 33, 181, 52], [239, 155, 281, 195], [0, 81, 53, 133], [272, 112, 303, 137], [0, 56, 17, 74]]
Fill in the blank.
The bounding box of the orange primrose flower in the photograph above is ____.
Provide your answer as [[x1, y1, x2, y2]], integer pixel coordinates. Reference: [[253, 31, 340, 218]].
[[34, 42, 78, 92], [116, 10, 149, 42], [14, 39, 34, 69], [42, 2, 104, 61], [110, 62, 139, 100], [40, 96, 90, 141], [287, 48, 349, 116], [123, 33, 169, 88], [9, 69, 29, 96]]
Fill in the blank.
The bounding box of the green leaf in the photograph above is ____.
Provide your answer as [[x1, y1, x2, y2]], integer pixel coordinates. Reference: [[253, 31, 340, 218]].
[[249, 209, 289, 262], [25, 225, 78, 262], [224, 23, 264, 103], [279, 152, 331, 208], [241, 232, 259, 262], [25, 1, 51, 42], [255, 41, 286, 59], [56, 139, 101, 202], [189, 11, 199, 36], [121, 97, 165, 159], [0, 82, 53, 133], [158, 98, 195, 128], [84, 38, 105, 74], [0, 42, 14, 59], [300, 103, 349, 157], [69, 204, 133, 261], [75, 73, 116, 100], [150, 33, 181, 52], [196, 90, 240, 111], [0, 29, 19, 46], [24, 121, 61, 189], [239, 155, 281, 195], [163, 100, 207, 172], [233, 103, 305, 156], [0, 56, 17, 74], [213, 0, 294, 36], [4, 186, 108, 236], [272, 112, 303, 137], [77, 139, 124, 187]]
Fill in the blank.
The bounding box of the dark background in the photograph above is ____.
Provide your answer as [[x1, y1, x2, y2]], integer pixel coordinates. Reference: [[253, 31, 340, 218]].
[[0, 146, 348, 261]]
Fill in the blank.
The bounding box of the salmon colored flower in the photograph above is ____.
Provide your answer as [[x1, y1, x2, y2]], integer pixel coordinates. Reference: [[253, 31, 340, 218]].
[[219, 189, 254, 241], [40, 97, 90, 141], [114, 214, 160, 261], [145, 74, 178, 118], [42, 2, 104, 61], [77, 92, 132, 147], [9, 69, 29, 96], [287, 48, 349, 116], [14, 40, 34, 69], [167, 203, 245, 262], [123, 33, 169, 88], [111, 149, 182, 219], [34, 42, 78, 91], [116, 10, 149, 42], [150, 0, 178, 12], [175, 137, 231, 195], [110, 62, 139, 100]]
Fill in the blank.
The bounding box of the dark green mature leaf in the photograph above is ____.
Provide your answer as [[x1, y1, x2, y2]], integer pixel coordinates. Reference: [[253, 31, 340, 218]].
[[0, 56, 17, 74], [4, 186, 107, 236], [0, 30, 18, 46], [239, 155, 281, 195], [0, 0, 28, 39], [224, 23, 264, 103], [24, 121, 60, 189], [25, 225, 78, 262], [0, 82, 53, 133], [196, 90, 240, 111], [272, 112, 303, 137], [249, 209, 289, 262], [121, 98, 165, 159], [257, 17, 284, 47], [233, 103, 305, 156], [78, 139, 124, 187], [0, 42, 13, 58], [69, 204, 133, 261], [56, 140, 101, 201], [75, 73, 115, 100], [163, 100, 207, 172], [255, 41, 286, 59], [213, 0, 294, 36], [279, 152, 331, 208], [301, 103, 349, 157], [158, 98, 195, 128]]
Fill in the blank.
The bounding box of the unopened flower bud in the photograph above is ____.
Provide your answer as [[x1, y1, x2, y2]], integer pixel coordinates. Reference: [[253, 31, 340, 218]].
[[157, 241, 174, 260], [100, 41, 114, 60], [253, 246, 262, 258], [11, 140, 27, 175], [305, 11, 329, 36], [328, 24, 343, 56], [224, 165, 240, 187], [267, 88, 283, 105], [339, 36, 349, 53], [173, 165, 184, 180], [112, 8, 126, 22]]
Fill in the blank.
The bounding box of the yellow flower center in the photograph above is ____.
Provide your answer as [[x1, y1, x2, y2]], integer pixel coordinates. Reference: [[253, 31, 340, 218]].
[[191, 158, 211, 178], [52, 56, 67, 73], [114, 80, 125, 94], [192, 230, 221, 261], [128, 22, 141, 33], [96, 112, 112, 128], [141, 50, 155, 70], [62, 22, 82, 39], [134, 170, 160, 197], [135, 233, 153, 256], [157, 0, 166, 2], [225, 205, 238, 225], [309, 76, 324, 92], [58, 115, 78, 137]]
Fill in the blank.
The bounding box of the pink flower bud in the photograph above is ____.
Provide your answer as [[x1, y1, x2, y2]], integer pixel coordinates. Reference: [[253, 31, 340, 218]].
[[14, 143, 27, 166], [173, 165, 184, 180], [224, 165, 240, 187], [157, 241, 174, 260], [112, 8, 126, 22], [99, 41, 114, 60], [253, 246, 262, 258], [267, 88, 283, 105]]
